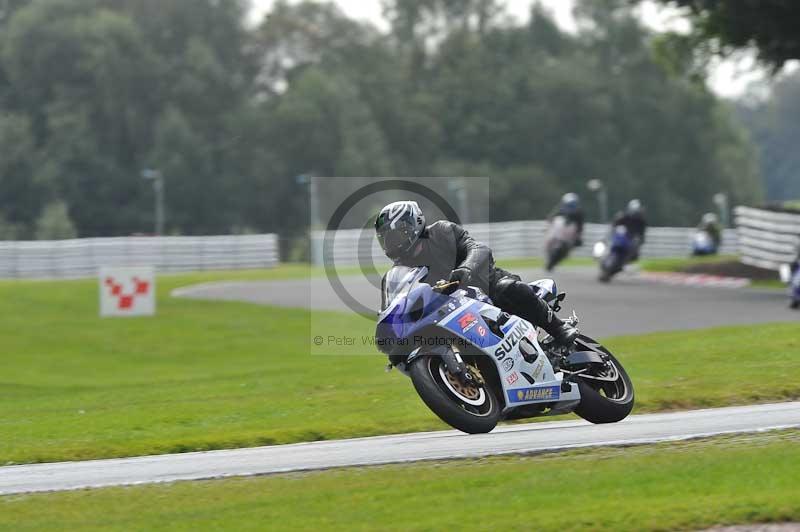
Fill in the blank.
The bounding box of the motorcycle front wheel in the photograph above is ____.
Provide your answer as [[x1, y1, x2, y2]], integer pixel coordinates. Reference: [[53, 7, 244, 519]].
[[546, 241, 569, 271], [409, 354, 500, 434], [598, 253, 623, 283]]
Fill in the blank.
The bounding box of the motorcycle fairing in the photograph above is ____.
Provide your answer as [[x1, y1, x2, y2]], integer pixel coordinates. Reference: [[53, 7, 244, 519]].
[[440, 300, 501, 349], [435, 300, 580, 411], [376, 266, 581, 411]]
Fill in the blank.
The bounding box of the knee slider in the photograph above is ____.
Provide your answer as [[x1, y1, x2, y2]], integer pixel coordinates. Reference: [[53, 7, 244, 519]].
[[494, 277, 535, 307]]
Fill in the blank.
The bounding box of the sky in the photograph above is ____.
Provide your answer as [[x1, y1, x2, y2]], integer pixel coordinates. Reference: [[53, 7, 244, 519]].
[[249, 0, 776, 99]]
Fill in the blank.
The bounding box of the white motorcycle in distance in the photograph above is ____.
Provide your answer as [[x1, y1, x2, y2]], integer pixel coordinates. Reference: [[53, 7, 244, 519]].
[[778, 263, 800, 309], [544, 215, 579, 271]]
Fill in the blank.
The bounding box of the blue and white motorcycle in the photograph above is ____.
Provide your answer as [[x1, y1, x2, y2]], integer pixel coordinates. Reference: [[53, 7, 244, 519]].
[[779, 263, 800, 309], [593, 226, 635, 283], [376, 266, 634, 434]]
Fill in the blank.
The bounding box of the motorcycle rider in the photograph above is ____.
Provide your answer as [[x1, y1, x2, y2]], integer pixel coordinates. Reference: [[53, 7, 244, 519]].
[[698, 212, 722, 250], [375, 200, 578, 347], [612, 199, 647, 261], [548, 193, 585, 246]]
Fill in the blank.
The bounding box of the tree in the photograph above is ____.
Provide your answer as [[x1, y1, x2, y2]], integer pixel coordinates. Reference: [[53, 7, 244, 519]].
[[0, 112, 40, 232], [654, 0, 800, 68], [34, 200, 77, 240], [0, 0, 766, 242], [736, 70, 800, 200], [1, 0, 258, 237]]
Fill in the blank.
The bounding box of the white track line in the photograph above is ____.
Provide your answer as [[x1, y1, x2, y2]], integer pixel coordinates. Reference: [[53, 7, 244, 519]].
[[1, 402, 798, 495]]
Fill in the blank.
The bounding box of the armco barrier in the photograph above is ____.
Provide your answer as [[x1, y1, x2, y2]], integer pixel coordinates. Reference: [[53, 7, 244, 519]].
[[735, 206, 800, 271], [0, 234, 280, 279], [313, 221, 738, 267]]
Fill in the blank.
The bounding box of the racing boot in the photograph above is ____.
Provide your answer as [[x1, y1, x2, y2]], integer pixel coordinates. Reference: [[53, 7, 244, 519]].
[[544, 317, 579, 349]]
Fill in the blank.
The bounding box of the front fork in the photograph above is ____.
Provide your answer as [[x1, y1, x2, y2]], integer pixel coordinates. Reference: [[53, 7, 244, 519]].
[[394, 343, 483, 386]]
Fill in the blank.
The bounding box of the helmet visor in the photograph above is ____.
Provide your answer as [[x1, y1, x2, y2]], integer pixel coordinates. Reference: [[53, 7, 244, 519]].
[[376, 220, 417, 258]]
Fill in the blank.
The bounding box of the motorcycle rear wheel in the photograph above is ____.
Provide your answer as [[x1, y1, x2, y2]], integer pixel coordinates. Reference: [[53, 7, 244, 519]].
[[409, 355, 500, 434], [573, 337, 635, 424]]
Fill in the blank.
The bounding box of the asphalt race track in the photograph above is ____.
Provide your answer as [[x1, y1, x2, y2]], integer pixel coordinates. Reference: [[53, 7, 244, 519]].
[[1, 402, 798, 495], [172, 266, 796, 337]]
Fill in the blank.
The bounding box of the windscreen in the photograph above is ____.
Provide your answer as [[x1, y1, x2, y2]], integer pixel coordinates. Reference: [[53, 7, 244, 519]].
[[381, 266, 428, 310]]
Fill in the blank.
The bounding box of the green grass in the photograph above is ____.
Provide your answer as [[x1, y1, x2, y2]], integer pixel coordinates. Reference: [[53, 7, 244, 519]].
[[640, 255, 738, 273], [496, 256, 594, 270], [2, 431, 798, 531], [1, 268, 799, 465]]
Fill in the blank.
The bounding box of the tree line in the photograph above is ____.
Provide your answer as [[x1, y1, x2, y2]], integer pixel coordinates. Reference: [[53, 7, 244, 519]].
[[0, 0, 764, 250]]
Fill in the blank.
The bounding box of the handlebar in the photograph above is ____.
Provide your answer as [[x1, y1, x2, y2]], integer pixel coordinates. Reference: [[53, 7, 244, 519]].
[[432, 280, 460, 295]]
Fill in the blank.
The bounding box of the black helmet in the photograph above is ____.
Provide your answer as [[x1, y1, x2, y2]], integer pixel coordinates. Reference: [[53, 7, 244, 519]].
[[375, 201, 425, 259]]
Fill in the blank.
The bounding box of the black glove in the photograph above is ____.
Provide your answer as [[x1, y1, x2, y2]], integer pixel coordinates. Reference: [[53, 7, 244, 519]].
[[449, 267, 472, 288]]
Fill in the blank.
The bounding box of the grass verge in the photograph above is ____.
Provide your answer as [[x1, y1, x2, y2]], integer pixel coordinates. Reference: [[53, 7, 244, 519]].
[[1, 430, 798, 531], [640, 256, 786, 289], [1, 269, 799, 464], [640, 255, 739, 273]]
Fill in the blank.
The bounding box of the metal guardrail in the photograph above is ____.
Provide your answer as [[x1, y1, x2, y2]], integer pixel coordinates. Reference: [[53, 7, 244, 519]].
[[314, 221, 739, 267], [0, 234, 280, 279], [735, 206, 800, 271]]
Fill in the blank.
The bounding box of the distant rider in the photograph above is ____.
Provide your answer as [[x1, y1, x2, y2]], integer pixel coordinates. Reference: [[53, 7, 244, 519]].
[[698, 212, 722, 250], [375, 200, 578, 347], [612, 199, 647, 261], [548, 193, 585, 246]]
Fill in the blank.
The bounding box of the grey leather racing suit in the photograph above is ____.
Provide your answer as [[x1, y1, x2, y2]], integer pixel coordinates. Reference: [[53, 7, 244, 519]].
[[384, 221, 565, 336]]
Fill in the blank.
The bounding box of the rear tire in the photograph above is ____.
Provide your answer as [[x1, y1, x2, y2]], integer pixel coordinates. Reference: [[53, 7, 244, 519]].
[[409, 355, 500, 434], [573, 339, 634, 424]]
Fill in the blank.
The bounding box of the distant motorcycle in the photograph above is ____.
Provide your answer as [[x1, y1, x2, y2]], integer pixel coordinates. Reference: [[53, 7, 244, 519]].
[[377, 266, 635, 434], [593, 226, 634, 283], [778, 263, 800, 309], [544, 215, 579, 271], [691, 230, 718, 256]]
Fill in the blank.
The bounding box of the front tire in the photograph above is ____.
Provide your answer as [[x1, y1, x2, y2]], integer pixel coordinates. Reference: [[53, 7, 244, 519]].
[[573, 338, 634, 424], [598, 253, 623, 283], [409, 355, 500, 434], [546, 242, 569, 271]]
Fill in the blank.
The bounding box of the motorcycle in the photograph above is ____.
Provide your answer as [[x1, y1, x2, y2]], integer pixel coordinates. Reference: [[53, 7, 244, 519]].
[[691, 230, 718, 256], [778, 263, 800, 309], [593, 226, 634, 283], [544, 215, 579, 271], [376, 266, 634, 434]]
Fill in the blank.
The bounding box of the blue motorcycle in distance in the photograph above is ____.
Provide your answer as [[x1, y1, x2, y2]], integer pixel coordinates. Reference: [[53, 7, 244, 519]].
[[376, 266, 634, 434], [593, 226, 635, 283], [779, 263, 800, 309]]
